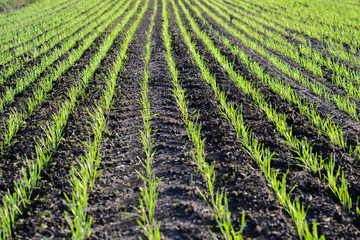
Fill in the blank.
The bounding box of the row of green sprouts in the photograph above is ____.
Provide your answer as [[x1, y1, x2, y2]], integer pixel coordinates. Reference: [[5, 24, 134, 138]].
[[130, 0, 162, 238], [0, 0, 146, 238], [208, 0, 360, 116], [0, 0, 131, 153], [184, 0, 356, 214], [0, 0, 107, 67], [229, 0, 360, 67], [170, 0, 323, 238], [0, 0, 78, 46], [162, 0, 245, 238], [192, 0, 358, 156], [63, 0, 150, 238]]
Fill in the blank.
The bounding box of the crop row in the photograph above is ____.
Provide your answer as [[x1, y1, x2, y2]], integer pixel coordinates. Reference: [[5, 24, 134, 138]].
[[0, 0, 145, 238], [221, 0, 360, 83], [133, 0, 162, 238], [163, 0, 246, 238], [0, 0, 73, 32], [189, 0, 355, 157], [0, 0, 131, 152], [0, 0, 108, 68], [210, 0, 360, 122], [171, 0, 326, 238], [180, 0, 357, 217], [230, 0, 360, 67], [211, 0, 359, 120], [64, 0, 150, 237], [1, 0, 91, 55], [189, 0, 360, 207], [0, 0, 114, 88]]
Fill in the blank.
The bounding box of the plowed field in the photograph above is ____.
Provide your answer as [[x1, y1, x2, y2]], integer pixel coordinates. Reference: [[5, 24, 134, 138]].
[[1, 0, 360, 239]]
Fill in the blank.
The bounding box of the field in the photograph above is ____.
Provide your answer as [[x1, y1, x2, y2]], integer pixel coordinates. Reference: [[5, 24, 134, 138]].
[[0, 0, 360, 239], [0, 0, 33, 11]]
